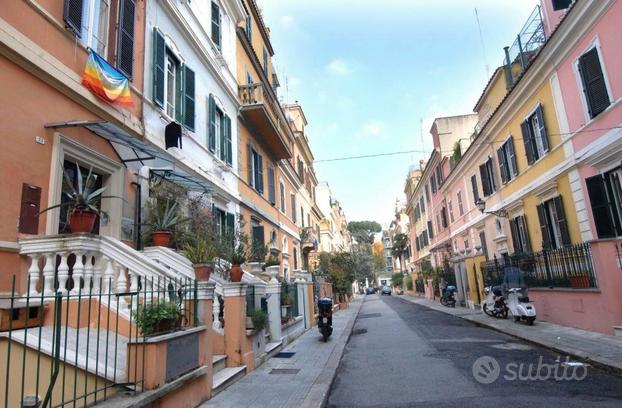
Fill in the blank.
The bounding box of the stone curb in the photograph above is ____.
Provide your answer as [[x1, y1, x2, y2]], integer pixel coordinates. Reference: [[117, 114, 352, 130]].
[[299, 297, 365, 408], [400, 295, 622, 375]]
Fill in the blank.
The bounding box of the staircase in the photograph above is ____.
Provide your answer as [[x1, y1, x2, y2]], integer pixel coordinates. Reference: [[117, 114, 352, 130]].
[[211, 354, 246, 396]]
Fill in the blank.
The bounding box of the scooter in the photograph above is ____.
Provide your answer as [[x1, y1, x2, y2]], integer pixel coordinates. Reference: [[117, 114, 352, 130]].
[[440, 285, 457, 307], [482, 286, 508, 318], [317, 297, 333, 342], [506, 287, 536, 325]]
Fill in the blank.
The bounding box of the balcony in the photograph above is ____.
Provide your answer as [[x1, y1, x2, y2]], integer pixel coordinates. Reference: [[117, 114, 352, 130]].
[[300, 227, 318, 252], [239, 83, 292, 160]]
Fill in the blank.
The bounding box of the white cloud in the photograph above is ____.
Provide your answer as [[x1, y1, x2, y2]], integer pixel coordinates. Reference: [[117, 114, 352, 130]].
[[279, 15, 295, 27], [361, 120, 384, 137], [326, 58, 352, 76]]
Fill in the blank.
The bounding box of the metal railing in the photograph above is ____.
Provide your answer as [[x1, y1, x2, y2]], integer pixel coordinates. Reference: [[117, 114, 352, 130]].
[[503, 5, 546, 87], [481, 242, 596, 289], [246, 285, 256, 315], [280, 281, 299, 321], [1, 273, 197, 408]]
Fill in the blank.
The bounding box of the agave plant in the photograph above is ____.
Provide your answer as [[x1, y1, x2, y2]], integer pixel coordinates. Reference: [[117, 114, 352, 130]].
[[39, 162, 121, 216], [147, 200, 189, 232]]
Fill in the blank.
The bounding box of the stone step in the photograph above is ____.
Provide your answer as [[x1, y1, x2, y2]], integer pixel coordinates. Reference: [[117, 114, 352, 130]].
[[212, 366, 246, 396], [212, 354, 227, 374], [266, 341, 283, 357]]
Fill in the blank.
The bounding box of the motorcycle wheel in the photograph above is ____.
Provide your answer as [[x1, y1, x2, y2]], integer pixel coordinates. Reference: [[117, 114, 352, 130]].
[[483, 304, 493, 317], [514, 316, 521, 323], [527, 317, 535, 326], [440, 297, 447, 306], [501, 308, 508, 319], [323, 333, 329, 342]]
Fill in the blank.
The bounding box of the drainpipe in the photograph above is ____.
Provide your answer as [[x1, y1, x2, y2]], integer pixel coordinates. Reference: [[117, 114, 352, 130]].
[[131, 181, 142, 250], [503, 46, 513, 90]]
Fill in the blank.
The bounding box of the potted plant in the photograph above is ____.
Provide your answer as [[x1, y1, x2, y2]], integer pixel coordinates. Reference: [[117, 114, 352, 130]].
[[246, 308, 268, 332], [134, 302, 181, 337], [146, 200, 188, 247], [183, 238, 218, 281], [228, 242, 247, 282], [39, 163, 123, 233], [281, 293, 293, 317]]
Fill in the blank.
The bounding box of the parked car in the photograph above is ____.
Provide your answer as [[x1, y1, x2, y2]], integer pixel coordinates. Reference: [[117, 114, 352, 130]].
[[381, 286, 392, 296], [366, 287, 376, 294]]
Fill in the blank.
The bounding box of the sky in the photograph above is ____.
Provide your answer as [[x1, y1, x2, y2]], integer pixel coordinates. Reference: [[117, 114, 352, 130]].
[[259, 0, 540, 227]]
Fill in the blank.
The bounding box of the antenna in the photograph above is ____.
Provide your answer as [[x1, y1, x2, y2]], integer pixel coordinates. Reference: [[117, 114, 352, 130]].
[[474, 8, 490, 78]]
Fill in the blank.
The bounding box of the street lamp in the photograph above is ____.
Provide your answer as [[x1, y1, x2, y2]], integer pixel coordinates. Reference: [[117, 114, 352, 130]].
[[475, 198, 508, 218]]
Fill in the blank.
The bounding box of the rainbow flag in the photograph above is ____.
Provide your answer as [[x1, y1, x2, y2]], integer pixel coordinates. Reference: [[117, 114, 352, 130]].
[[82, 51, 133, 108]]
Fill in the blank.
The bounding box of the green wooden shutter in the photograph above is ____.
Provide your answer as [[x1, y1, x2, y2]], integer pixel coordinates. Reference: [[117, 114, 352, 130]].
[[497, 146, 507, 183], [291, 195, 297, 222], [521, 120, 535, 165], [268, 164, 276, 205], [427, 221, 434, 239], [211, 2, 221, 49], [535, 105, 549, 152], [509, 217, 520, 253], [579, 48, 610, 118], [536, 203, 553, 250], [479, 164, 490, 196], [152, 28, 166, 108], [586, 175, 618, 238], [208, 94, 216, 152], [247, 144, 253, 185], [470, 174, 479, 203], [224, 115, 232, 165], [552, 196, 571, 247], [182, 65, 195, 130], [117, 0, 135, 79], [219, 112, 226, 161], [226, 212, 235, 235], [257, 155, 264, 193], [508, 136, 518, 177], [519, 215, 532, 253], [63, 0, 83, 36]]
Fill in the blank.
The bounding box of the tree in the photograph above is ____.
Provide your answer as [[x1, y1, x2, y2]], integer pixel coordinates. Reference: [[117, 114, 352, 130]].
[[347, 220, 382, 245], [325, 252, 356, 300], [391, 272, 404, 288], [391, 233, 409, 273]]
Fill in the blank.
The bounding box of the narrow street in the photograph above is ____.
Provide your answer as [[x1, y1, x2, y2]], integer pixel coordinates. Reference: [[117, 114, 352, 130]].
[[327, 295, 622, 408]]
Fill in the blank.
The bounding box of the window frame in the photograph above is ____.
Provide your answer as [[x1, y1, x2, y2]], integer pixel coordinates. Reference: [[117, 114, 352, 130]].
[[211, 1, 222, 51], [573, 37, 613, 122]]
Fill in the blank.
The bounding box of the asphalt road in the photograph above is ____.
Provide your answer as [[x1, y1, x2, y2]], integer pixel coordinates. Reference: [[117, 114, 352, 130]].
[[327, 294, 622, 408]]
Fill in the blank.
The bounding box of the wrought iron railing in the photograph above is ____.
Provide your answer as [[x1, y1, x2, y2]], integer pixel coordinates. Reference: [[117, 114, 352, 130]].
[[503, 5, 546, 87], [1, 273, 197, 407], [280, 281, 299, 321], [481, 242, 596, 289]]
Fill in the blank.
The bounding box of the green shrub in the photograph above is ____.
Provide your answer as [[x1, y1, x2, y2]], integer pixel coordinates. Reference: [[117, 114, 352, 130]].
[[405, 275, 413, 291], [247, 309, 268, 332], [135, 302, 180, 336]]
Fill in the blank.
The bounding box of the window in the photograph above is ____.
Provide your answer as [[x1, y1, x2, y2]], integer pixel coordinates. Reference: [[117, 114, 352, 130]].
[[301, 207, 305, 227], [262, 48, 269, 76], [435, 165, 444, 187], [252, 224, 264, 255], [247, 147, 263, 193], [479, 157, 497, 197], [537, 196, 571, 250], [464, 239, 469, 250], [497, 136, 518, 183], [425, 184, 430, 203], [510, 215, 532, 253], [293, 247, 298, 270], [116, 0, 135, 78], [440, 207, 448, 229], [64, 0, 110, 56], [578, 47, 611, 119], [431, 177, 437, 194], [471, 174, 480, 203], [153, 29, 195, 129], [245, 15, 252, 41], [291, 194, 297, 222], [280, 182, 285, 213], [448, 200, 454, 223], [520, 105, 549, 165], [420, 196, 425, 213], [552, 0, 572, 11], [479, 231, 489, 260], [427, 221, 434, 239], [457, 191, 464, 216], [246, 72, 253, 85], [211, 2, 221, 50], [209, 95, 231, 163], [297, 157, 304, 181], [214, 207, 235, 240], [586, 167, 622, 238], [267, 164, 276, 205]]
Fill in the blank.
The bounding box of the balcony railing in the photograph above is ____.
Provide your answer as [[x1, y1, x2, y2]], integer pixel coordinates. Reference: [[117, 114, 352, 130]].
[[481, 242, 596, 289]]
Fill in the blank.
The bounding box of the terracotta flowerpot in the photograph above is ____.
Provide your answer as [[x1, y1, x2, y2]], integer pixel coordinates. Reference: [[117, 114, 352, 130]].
[[193, 263, 213, 281], [152, 231, 172, 247], [229, 264, 243, 282], [68, 209, 98, 233]]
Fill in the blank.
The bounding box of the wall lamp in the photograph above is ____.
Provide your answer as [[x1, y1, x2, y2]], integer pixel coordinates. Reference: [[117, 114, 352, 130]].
[[475, 198, 507, 218]]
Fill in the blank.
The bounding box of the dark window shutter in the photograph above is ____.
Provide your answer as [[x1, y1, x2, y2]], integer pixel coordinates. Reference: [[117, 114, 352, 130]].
[[117, 0, 135, 79], [252, 225, 265, 249], [509, 218, 520, 253], [552, 0, 572, 11], [552, 196, 571, 246], [479, 231, 489, 260], [211, 2, 221, 49], [291, 195, 297, 222], [208, 94, 216, 152], [488, 159, 497, 192], [471, 174, 480, 203], [63, 0, 83, 36], [520, 215, 532, 253], [226, 213, 235, 236], [19, 183, 41, 234], [224, 115, 232, 165], [247, 144, 253, 185], [579, 48, 610, 118], [257, 155, 264, 193], [427, 221, 434, 239], [508, 136, 518, 177], [535, 105, 549, 152], [268, 164, 276, 205], [152, 28, 166, 108], [479, 164, 491, 196], [587, 174, 620, 240], [219, 114, 226, 161], [521, 120, 535, 165], [537, 203, 553, 250], [182, 66, 195, 130], [497, 146, 507, 183]]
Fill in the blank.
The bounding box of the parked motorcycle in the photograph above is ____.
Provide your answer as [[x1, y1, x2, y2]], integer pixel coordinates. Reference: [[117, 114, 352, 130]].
[[506, 287, 536, 325], [482, 286, 508, 318], [317, 297, 333, 342], [440, 285, 457, 307]]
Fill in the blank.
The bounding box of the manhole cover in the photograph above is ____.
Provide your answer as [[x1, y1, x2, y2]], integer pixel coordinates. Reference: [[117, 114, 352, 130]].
[[358, 313, 381, 319], [274, 352, 296, 358], [270, 368, 300, 375], [490, 343, 533, 351], [353, 328, 367, 335]]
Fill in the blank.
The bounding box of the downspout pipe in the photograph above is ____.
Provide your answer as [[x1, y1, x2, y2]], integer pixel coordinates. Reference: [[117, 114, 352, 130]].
[[503, 46, 513, 90]]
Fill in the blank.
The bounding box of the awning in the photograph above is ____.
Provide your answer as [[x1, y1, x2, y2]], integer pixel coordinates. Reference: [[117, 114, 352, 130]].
[[44, 120, 213, 192]]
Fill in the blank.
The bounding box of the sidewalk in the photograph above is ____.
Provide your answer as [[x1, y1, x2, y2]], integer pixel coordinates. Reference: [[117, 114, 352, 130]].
[[402, 294, 622, 372], [200, 297, 363, 408]]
